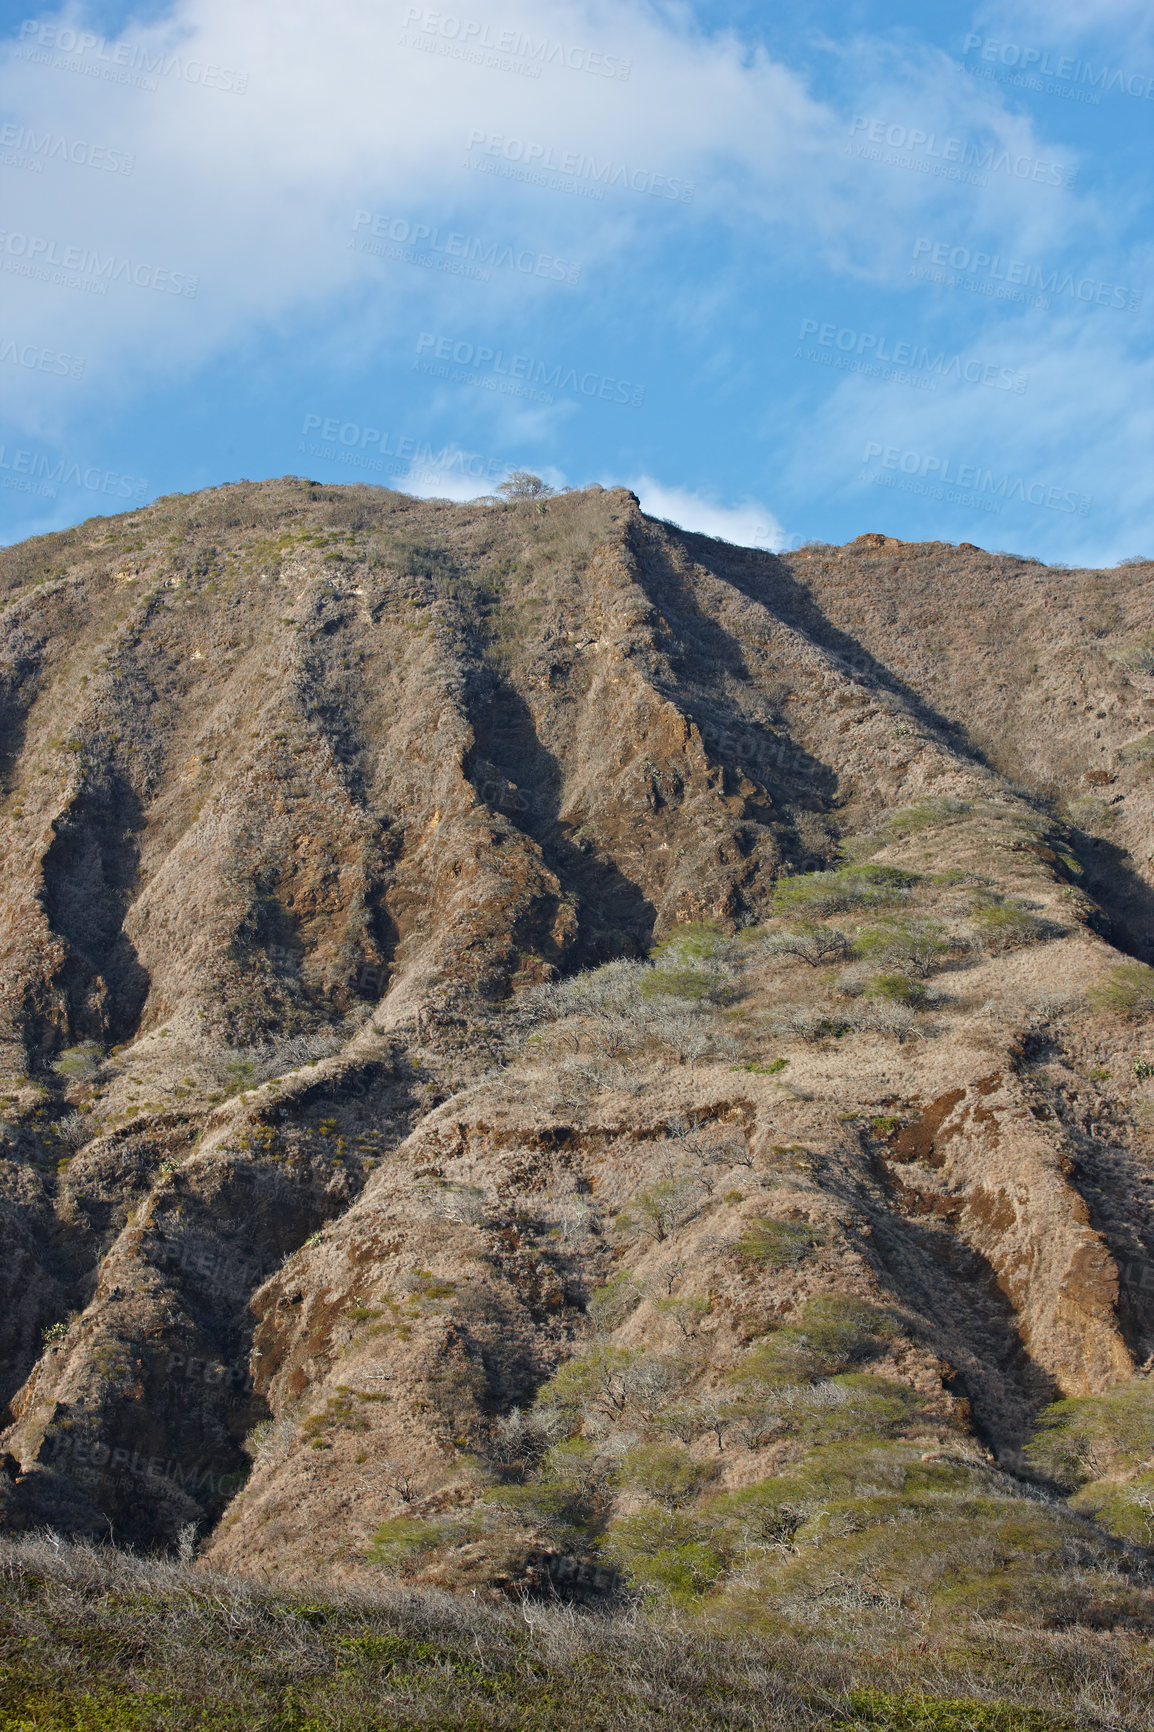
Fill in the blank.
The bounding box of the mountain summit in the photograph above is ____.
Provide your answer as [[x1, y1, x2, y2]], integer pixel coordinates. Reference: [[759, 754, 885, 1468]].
[[1, 479, 1153, 1635]]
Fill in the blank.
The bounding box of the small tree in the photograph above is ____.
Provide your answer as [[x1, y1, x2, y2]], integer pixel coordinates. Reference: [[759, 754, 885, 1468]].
[[497, 471, 555, 499], [855, 917, 952, 979], [760, 923, 852, 968]]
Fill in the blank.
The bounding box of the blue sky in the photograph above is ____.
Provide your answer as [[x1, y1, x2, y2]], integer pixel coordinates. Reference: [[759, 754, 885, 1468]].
[[0, 0, 1150, 561]]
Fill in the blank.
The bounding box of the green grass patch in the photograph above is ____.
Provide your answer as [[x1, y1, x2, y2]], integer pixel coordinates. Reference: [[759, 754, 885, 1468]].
[[733, 1216, 820, 1268]]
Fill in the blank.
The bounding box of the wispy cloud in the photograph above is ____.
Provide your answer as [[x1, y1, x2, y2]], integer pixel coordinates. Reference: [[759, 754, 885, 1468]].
[[630, 477, 785, 550]]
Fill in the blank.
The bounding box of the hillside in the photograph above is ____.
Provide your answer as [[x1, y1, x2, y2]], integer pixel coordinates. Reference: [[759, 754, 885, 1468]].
[[1, 480, 1153, 1723]]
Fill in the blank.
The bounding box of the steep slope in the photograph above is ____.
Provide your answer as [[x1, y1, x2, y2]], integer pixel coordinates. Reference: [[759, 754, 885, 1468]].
[[0, 483, 1151, 1634], [779, 533, 1154, 959]]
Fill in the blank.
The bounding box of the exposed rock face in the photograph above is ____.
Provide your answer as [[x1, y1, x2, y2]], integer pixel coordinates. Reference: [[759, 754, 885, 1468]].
[[0, 481, 1151, 1595]]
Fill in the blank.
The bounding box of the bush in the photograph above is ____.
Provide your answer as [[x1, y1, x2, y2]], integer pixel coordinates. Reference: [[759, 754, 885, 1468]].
[[760, 923, 853, 968], [733, 1216, 819, 1268], [617, 1443, 716, 1508], [852, 799, 973, 852], [367, 1515, 455, 1566], [1024, 1377, 1154, 1491], [772, 872, 855, 915], [1089, 962, 1154, 1018], [840, 864, 922, 890], [497, 471, 555, 499], [518, 958, 647, 1022], [1110, 632, 1154, 676], [535, 1345, 644, 1427], [729, 1375, 925, 1451], [855, 918, 953, 978], [1070, 1472, 1154, 1546], [789, 1375, 925, 1445], [588, 1273, 643, 1329], [968, 901, 1053, 953], [771, 1004, 854, 1043], [855, 1001, 922, 1043], [599, 1509, 727, 1607], [643, 924, 740, 1005], [493, 1439, 614, 1540], [773, 870, 909, 917], [863, 972, 928, 1006], [52, 1041, 103, 1083], [616, 1173, 705, 1241], [1118, 731, 1154, 765], [733, 1295, 895, 1385]]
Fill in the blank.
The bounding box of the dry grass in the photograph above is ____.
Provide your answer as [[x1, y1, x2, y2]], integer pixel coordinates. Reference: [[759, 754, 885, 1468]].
[[0, 1533, 1148, 1730]]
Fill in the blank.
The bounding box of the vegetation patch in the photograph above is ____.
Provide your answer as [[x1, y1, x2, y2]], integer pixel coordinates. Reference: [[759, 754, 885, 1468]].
[[733, 1216, 820, 1268]]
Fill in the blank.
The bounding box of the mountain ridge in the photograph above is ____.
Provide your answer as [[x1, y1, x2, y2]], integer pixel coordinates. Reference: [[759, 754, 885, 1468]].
[[0, 479, 1151, 1647]]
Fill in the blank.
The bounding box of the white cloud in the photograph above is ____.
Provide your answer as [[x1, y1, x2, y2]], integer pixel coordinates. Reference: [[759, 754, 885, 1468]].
[[0, 0, 1108, 420], [777, 309, 1154, 566], [972, 0, 1154, 48], [629, 476, 785, 550]]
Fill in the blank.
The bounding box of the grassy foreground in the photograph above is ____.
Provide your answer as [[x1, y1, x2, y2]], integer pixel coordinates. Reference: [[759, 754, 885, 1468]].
[[0, 1537, 1148, 1731]]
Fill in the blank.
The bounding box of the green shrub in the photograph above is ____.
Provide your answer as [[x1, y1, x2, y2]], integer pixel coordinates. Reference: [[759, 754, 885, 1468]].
[[535, 1344, 644, 1426], [773, 869, 909, 917], [833, 1687, 1069, 1729], [52, 1041, 103, 1082], [649, 921, 731, 962], [792, 1375, 925, 1445], [642, 926, 741, 1004], [857, 799, 973, 851], [840, 864, 922, 889], [1070, 1471, 1154, 1545], [968, 902, 1051, 952], [588, 1272, 643, 1329], [617, 1443, 715, 1508], [1089, 962, 1154, 1018], [863, 972, 928, 1006], [1024, 1377, 1154, 1490], [733, 1295, 895, 1384], [1110, 632, 1154, 677], [728, 1375, 924, 1451], [1118, 731, 1154, 765], [640, 965, 733, 1003], [773, 872, 856, 915], [599, 1508, 727, 1607], [367, 1516, 453, 1565], [733, 1216, 819, 1268], [616, 1174, 704, 1241], [855, 918, 953, 978], [492, 1439, 613, 1540]]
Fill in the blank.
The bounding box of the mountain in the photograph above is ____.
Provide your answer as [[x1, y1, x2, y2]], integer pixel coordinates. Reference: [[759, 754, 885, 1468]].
[[1, 479, 1152, 1659]]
